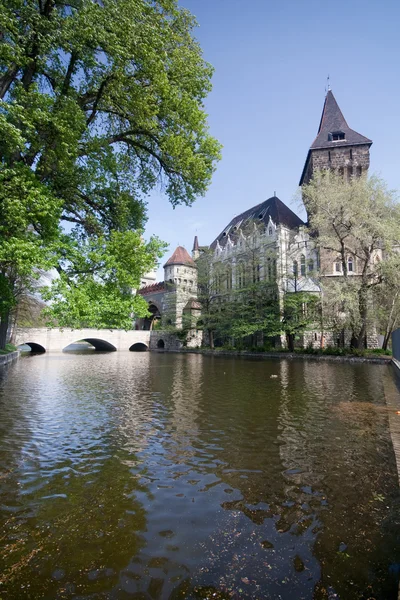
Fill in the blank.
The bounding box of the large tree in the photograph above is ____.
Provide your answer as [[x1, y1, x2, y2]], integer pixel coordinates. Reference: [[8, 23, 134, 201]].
[[304, 172, 400, 349], [0, 0, 221, 347]]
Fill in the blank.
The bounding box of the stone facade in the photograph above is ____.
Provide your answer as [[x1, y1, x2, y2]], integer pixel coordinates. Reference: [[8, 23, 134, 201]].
[[138, 89, 382, 350]]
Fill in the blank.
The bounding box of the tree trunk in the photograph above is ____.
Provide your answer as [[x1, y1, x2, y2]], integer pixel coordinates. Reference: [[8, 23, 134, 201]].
[[286, 332, 294, 352], [208, 329, 214, 349], [354, 285, 368, 349], [0, 309, 10, 350]]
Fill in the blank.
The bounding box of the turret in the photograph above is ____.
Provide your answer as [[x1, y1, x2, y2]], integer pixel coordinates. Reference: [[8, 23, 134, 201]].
[[300, 89, 372, 188]]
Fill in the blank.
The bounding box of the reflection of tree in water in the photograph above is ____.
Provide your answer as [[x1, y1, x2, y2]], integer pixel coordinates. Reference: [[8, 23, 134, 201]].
[[1, 354, 400, 599], [278, 360, 400, 599]]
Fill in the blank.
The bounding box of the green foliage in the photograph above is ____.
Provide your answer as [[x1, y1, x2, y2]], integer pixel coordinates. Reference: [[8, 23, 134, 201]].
[[0, 343, 17, 355], [0, 0, 221, 345], [304, 172, 400, 348]]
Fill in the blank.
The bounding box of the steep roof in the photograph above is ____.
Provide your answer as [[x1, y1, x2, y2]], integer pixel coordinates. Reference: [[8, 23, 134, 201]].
[[163, 246, 196, 268], [311, 90, 372, 150], [299, 90, 372, 185], [210, 196, 305, 250]]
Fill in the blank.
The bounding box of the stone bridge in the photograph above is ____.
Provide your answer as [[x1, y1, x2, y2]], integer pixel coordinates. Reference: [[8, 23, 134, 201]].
[[14, 327, 151, 353]]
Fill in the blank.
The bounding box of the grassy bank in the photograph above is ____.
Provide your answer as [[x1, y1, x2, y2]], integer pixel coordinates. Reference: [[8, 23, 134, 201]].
[[184, 346, 392, 361], [0, 343, 17, 355]]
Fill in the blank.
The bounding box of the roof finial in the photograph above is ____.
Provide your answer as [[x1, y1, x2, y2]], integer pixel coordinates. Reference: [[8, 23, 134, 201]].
[[326, 74, 331, 92]]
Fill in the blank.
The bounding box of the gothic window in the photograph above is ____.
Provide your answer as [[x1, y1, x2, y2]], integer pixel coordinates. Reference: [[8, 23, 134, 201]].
[[237, 263, 246, 288], [308, 259, 314, 273], [252, 263, 261, 283], [268, 226, 273, 235], [348, 256, 354, 272], [300, 254, 306, 276], [293, 260, 298, 276], [226, 265, 232, 290]]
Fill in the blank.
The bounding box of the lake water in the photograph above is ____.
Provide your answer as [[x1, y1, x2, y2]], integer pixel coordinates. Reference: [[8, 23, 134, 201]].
[[1, 351, 400, 599]]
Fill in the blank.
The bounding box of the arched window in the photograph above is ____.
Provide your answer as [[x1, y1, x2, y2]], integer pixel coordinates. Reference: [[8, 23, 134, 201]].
[[308, 259, 314, 273], [300, 254, 306, 276], [348, 256, 354, 272], [268, 226, 273, 235], [237, 263, 246, 288], [252, 263, 261, 283], [293, 260, 298, 276], [226, 265, 232, 290]]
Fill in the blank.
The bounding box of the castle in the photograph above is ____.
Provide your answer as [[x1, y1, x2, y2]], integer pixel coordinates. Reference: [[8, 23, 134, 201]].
[[138, 90, 378, 349]]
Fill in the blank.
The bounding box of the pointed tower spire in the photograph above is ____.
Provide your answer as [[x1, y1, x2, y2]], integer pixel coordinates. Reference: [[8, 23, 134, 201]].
[[192, 235, 200, 260], [299, 90, 372, 186]]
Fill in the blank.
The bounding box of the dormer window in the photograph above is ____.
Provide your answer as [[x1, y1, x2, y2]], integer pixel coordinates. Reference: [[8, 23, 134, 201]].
[[329, 131, 345, 142]]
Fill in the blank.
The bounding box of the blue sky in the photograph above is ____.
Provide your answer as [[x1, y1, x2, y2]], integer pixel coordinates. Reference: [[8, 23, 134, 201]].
[[145, 0, 400, 277]]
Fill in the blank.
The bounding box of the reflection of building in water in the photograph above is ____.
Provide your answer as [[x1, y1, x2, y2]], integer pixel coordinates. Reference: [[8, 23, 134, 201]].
[[166, 354, 203, 462]]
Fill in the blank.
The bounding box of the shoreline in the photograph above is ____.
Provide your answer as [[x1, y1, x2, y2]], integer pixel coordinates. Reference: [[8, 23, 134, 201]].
[[164, 347, 394, 365], [0, 350, 20, 367]]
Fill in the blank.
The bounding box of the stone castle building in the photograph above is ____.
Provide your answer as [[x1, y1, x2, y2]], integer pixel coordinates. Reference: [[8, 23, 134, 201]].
[[138, 89, 379, 349]]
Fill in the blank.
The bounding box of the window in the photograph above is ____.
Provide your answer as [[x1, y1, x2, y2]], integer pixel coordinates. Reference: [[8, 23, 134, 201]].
[[293, 260, 298, 276], [237, 263, 246, 288], [348, 256, 353, 272], [308, 259, 314, 273], [300, 255, 306, 276], [329, 131, 345, 141], [268, 227, 273, 235], [267, 258, 272, 280], [252, 263, 261, 283], [347, 166, 353, 179], [335, 260, 341, 273], [227, 266, 232, 290]]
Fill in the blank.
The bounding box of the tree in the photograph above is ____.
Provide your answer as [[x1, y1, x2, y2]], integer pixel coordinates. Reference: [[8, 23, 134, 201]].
[[0, 0, 221, 347], [304, 172, 400, 349]]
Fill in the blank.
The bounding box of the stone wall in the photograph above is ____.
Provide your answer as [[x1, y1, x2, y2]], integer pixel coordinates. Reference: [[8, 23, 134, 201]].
[[0, 350, 19, 366], [150, 329, 204, 351]]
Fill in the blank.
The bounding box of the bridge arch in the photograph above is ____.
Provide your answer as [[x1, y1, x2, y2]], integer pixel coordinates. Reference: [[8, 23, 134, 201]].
[[63, 338, 117, 352], [18, 342, 46, 353], [129, 342, 149, 352], [157, 339, 165, 349]]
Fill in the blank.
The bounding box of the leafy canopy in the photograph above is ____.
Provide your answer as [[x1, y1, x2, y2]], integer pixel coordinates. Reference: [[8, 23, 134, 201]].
[[0, 0, 221, 331]]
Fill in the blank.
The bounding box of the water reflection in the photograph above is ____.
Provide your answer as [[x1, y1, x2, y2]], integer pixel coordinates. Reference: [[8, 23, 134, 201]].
[[0, 353, 399, 599]]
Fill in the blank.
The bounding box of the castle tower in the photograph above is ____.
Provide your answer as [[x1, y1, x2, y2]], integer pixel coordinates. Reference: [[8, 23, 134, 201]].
[[299, 90, 372, 187], [192, 235, 200, 260], [163, 246, 198, 328]]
